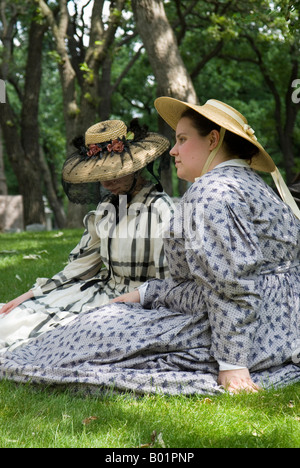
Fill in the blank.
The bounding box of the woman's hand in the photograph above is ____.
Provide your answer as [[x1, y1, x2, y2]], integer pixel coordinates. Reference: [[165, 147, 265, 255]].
[[110, 290, 140, 304], [0, 290, 34, 315], [218, 368, 261, 394]]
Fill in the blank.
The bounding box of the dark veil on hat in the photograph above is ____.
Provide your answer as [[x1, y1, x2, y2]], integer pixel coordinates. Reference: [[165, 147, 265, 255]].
[[62, 119, 170, 205]]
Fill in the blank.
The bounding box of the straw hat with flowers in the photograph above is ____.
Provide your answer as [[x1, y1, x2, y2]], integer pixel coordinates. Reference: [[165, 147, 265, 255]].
[[63, 119, 170, 184]]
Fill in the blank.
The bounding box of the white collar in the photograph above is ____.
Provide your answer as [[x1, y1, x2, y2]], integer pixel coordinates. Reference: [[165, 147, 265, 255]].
[[194, 159, 249, 182], [214, 159, 250, 169]]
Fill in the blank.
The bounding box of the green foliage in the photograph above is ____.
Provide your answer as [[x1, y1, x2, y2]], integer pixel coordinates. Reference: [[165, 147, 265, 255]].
[[80, 62, 94, 84], [111, 47, 158, 128], [1, 0, 300, 197]]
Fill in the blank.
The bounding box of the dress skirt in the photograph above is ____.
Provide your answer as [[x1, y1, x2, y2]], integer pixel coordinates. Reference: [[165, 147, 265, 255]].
[[0, 166, 300, 395]]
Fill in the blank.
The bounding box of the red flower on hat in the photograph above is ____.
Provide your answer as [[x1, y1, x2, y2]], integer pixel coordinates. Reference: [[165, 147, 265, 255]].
[[87, 144, 102, 157], [107, 139, 124, 153]]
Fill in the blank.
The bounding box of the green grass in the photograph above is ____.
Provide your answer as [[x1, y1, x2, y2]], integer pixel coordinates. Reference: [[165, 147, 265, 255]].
[[0, 229, 83, 302], [0, 380, 300, 448], [0, 230, 300, 448]]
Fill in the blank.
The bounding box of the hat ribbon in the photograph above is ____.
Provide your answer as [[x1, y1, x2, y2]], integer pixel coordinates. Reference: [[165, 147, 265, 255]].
[[206, 101, 300, 218], [206, 100, 257, 141], [271, 167, 300, 220], [200, 127, 226, 177]]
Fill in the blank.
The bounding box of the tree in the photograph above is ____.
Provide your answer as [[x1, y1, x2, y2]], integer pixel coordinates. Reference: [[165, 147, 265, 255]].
[[0, 2, 47, 225], [216, 0, 300, 183], [132, 0, 198, 194], [1, 0, 300, 222], [36, 0, 131, 226], [0, 129, 7, 195]]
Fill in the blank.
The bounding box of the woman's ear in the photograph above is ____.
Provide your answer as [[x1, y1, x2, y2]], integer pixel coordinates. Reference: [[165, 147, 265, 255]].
[[208, 130, 220, 150]]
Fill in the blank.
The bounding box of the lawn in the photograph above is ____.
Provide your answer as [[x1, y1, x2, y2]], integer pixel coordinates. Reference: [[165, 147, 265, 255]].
[[0, 230, 299, 449]]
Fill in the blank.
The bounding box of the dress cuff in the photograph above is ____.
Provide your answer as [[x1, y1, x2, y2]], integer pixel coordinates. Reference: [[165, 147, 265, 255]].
[[138, 282, 149, 306], [218, 361, 247, 371], [31, 286, 44, 298]]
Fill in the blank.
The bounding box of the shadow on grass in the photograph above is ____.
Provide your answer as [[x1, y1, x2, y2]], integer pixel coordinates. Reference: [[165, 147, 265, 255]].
[[0, 230, 83, 301], [0, 380, 299, 448]]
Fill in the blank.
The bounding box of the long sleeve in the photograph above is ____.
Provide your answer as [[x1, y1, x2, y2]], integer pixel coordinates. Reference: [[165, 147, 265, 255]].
[[185, 179, 264, 368], [32, 211, 102, 297], [148, 195, 175, 279]]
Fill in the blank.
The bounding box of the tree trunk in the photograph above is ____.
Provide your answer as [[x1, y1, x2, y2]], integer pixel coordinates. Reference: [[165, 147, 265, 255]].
[[132, 0, 197, 102], [0, 128, 7, 195], [0, 16, 46, 226], [244, 35, 300, 184], [132, 0, 198, 195], [38, 0, 126, 227], [39, 146, 66, 229], [20, 19, 47, 226]]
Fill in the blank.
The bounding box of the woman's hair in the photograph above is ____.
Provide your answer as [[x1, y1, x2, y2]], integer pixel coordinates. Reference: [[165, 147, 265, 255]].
[[181, 108, 259, 161]]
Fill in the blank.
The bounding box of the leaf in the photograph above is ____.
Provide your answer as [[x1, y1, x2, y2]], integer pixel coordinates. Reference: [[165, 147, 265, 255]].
[[82, 416, 98, 425], [137, 430, 167, 448], [22, 250, 48, 261], [151, 430, 157, 444], [0, 250, 19, 255], [23, 254, 41, 260], [24, 254, 40, 260], [126, 131, 135, 140], [157, 432, 166, 448], [199, 397, 213, 405], [53, 231, 64, 238]]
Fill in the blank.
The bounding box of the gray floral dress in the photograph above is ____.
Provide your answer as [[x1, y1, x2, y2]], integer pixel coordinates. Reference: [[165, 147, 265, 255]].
[[0, 164, 300, 395]]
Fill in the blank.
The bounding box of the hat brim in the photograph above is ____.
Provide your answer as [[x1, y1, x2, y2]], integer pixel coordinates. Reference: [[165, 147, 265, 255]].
[[154, 97, 275, 173], [63, 133, 170, 183]]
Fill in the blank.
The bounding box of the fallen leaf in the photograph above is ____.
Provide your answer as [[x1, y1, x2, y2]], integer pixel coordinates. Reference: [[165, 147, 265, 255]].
[[151, 430, 157, 444], [53, 231, 64, 238], [157, 432, 166, 448], [137, 430, 158, 448], [199, 397, 213, 404], [0, 250, 19, 255], [23, 254, 41, 260], [82, 416, 98, 425]]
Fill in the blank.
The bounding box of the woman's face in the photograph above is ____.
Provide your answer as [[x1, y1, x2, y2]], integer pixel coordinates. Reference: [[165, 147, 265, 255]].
[[101, 173, 135, 195], [170, 117, 217, 182]]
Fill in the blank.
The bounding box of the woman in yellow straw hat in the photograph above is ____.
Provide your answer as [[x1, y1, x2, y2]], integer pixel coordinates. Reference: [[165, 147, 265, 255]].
[[0, 119, 174, 353], [0, 99, 299, 397]]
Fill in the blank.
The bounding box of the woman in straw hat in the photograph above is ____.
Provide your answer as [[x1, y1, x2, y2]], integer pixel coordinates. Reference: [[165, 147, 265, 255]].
[[0, 119, 174, 353], [0, 99, 299, 396]]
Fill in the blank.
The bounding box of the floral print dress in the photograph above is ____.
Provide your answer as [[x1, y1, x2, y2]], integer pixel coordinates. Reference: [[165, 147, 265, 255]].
[[0, 163, 299, 395]]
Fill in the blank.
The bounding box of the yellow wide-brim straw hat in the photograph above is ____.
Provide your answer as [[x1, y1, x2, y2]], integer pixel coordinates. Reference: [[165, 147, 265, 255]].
[[154, 97, 300, 220], [63, 119, 170, 183], [155, 97, 275, 173]]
